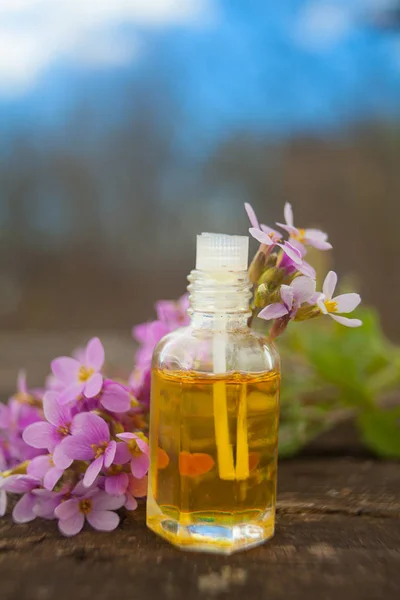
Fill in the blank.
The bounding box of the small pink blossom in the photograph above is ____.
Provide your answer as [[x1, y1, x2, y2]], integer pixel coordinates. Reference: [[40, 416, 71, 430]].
[[277, 202, 332, 251], [245, 203, 303, 265], [316, 271, 362, 327], [27, 454, 64, 491], [115, 432, 150, 479], [51, 337, 105, 405], [60, 413, 117, 487], [258, 276, 316, 322], [55, 489, 124, 536]]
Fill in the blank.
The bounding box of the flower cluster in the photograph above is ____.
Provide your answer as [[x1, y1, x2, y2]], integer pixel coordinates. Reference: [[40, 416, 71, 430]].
[[0, 201, 362, 537], [129, 295, 190, 408], [0, 338, 149, 536], [246, 202, 362, 337]]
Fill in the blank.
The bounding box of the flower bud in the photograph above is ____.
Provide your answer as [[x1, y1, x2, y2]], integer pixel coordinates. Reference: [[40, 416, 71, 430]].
[[294, 304, 322, 321], [248, 249, 267, 284]]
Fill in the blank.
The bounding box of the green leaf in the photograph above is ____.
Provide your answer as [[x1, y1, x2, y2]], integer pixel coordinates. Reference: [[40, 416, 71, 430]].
[[358, 408, 400, 459]]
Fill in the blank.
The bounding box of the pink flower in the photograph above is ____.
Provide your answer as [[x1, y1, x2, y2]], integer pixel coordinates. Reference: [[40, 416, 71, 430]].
[[245, 203, 303, 265], [51, 337, 105, 405], [55, 489, 124, 537], [23, 392, 73, 453], [2, 474, 41, 523], [258, 276, 316, 321], [155, 294, 190, 328], [60, 413, 117, 487], [277, 203, 332, 251], [27, 454, 64, 492], [115, 432, 150, 479], [316, 271, 362, 327], [104, 469, 130, 497]]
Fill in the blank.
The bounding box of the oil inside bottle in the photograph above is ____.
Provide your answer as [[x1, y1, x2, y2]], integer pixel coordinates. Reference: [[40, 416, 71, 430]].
[[147, 368, 280, 554]]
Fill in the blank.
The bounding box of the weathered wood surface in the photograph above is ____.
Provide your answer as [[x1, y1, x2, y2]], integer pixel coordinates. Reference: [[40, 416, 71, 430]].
[[0, 334, 399, 600]]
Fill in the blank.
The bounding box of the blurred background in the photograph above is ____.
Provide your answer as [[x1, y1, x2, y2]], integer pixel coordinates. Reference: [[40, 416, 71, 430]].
[[0, 0, 399, 337]]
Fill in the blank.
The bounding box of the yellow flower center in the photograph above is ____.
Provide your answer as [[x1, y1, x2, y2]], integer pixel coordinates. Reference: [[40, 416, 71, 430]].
[[91, 441, 108, 459], [78, 366, 94, 382], [57, 425, 70, 437], [324, 299, 338, 313], [294, 228, 306, 242], [79, 499, 92, 515], [128, 432, 148, 456], [107, 464, 123, 476]]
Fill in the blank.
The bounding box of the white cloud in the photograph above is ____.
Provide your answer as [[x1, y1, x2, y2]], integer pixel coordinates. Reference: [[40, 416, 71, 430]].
[[295, 1, 353, 50], [0, 0, 211, 96]]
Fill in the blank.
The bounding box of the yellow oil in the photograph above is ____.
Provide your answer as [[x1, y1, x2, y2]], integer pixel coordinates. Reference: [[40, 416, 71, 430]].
[[147, 368, 280, 553]]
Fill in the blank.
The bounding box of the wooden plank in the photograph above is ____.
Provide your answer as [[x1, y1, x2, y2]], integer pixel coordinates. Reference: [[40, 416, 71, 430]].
[[0, 458, 398, 600]]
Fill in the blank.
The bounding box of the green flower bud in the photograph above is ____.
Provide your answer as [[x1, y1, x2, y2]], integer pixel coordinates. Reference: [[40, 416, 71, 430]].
[[294, 304, 322, 321]]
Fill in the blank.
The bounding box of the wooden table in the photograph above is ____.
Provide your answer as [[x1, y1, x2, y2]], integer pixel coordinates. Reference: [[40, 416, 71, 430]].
[[0, 334, 399, 600]]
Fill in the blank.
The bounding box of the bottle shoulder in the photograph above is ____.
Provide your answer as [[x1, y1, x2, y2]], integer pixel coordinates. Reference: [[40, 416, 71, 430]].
[[153, 325, 280, 374]]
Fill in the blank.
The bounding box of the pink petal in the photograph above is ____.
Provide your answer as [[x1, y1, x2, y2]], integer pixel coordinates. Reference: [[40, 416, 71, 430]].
[[44, 467, 64, 491], [125, 494, 138, 511], [104, 441, 117, 469], [304, 229, 332, 250], [258, 303, 288, 321], [280, 285, 294, 311], [130, 453, 150, 478], [244, 203, 259, 229], [12, 493, 37, 523], [276, 222, 299, 237], [105, 473, 129, 496], [22, 422, 58, 451], [249, 227, 274, 246], [87, 509, 119, 532], [84, 373, 103, 399], [288, 238, 306, 257], [51, 357, 80, 384], [330, 314, 362, 327], [55, 498, 79, 520], [284, 202, 294, 226], [117, 432, 136, 442], [3, 475, 38, 493], [100, 383, 131, 413], [58, 512, 85, 536], [323, 271, 337, 299], [92, 491, 125, 511], [333, 293, 361, 314], [27, 455, 51, 479], [260, 224, 281, 240], [296, 259, 316, 279], [83, 456, 104, 487], [307, 238, 332, 251], [114, 442, 131, 465], [77, 413, 110, 444], [279, 241, 302, 264], [53, 440, 74, 469], [291, 276, 316, 304], [43, 391, 70, 427], [317, 295, 328, 314], [85, 337, 105, 371], [58, 382, 85, 405], [62, 435, 94, 461]]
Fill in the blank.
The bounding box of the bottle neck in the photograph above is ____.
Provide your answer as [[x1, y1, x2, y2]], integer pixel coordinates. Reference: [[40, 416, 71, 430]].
[[187, 269, 252, 331]]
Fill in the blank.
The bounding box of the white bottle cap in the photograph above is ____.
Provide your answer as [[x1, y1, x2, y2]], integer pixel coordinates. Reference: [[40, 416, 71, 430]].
[[195, 233, 249, 272]]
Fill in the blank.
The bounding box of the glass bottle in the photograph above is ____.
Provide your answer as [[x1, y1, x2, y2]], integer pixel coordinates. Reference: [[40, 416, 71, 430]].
[[147, 233, 280, 554]]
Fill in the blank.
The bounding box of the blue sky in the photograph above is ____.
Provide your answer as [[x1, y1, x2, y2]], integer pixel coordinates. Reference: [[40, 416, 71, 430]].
[[0, 0, 399, 150]]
